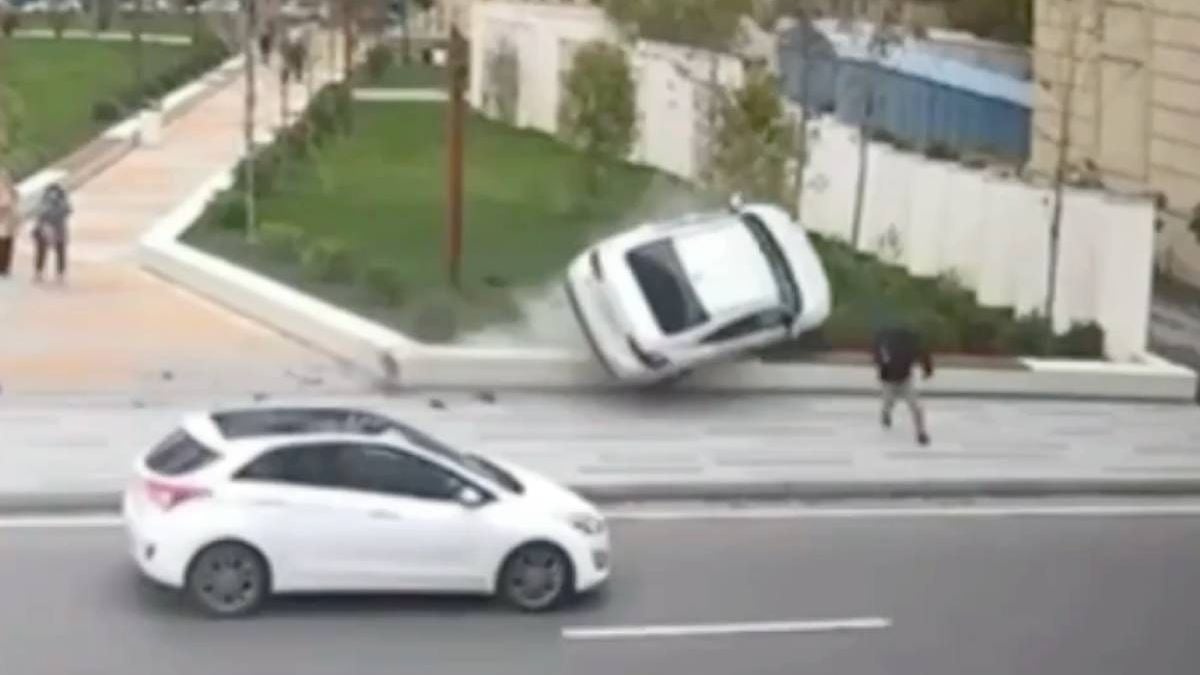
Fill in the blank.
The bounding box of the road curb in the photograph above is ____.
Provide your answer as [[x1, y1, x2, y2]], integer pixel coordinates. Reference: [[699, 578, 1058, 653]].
[[6, 479, 1200, 516]]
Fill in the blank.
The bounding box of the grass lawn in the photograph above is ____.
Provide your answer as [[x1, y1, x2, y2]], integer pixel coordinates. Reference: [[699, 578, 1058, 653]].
[[3, 37, 195, 177], [12, 10, 199, 36], [369, 63, 446, 89], [187, 100, 708, 340], [185, 96, 1104, 357]]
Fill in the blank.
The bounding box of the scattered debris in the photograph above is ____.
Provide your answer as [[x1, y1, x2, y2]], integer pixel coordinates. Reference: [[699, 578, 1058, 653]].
[[429, 398, 446, 410], [477, 390, 497, 404]]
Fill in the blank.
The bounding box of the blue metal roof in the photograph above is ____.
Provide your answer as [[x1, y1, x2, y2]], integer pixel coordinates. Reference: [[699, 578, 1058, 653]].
[[786, 20, 1032, 108]]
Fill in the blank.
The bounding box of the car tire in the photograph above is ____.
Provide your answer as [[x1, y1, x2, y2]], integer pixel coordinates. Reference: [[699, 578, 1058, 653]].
[[185, 541, 271, 619], [498, 542, 574, 613]]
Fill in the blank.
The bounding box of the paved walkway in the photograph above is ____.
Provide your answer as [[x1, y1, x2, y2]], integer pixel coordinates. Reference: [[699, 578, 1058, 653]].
[[0, 49, 367, 396], [1, 392, 1198, 510]]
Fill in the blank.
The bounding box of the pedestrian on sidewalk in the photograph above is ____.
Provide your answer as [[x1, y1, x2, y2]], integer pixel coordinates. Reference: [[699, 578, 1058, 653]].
[[32, 183, 72, 284], [259, 22, 276, 65], [872, 320, 934, 446], [0, 169, 18, 277]]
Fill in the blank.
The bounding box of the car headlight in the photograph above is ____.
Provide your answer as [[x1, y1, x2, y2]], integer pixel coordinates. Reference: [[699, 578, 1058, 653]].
[[568, 513, 606, 536]]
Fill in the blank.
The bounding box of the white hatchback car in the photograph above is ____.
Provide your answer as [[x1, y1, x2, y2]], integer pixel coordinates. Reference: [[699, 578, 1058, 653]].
[[122, 407, 611, 617], [566, 201, 832, 383]]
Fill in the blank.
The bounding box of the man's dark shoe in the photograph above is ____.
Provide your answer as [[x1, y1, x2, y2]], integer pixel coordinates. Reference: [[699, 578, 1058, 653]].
[[882, 412, 892, 428], [917, 432, 930, 446]]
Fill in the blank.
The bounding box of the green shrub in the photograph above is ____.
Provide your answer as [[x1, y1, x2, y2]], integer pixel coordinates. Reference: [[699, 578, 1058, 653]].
[[258, 221, 306, 260], [307, 88, 339, 141], [365, 44, 394, 83], [92, 100, 123, 124], [821, 304, 873, 350], [209, 191, 247, 232], [332, 83, 353, 132], [910, 310, 960, 353], [48, 10, 70, 38], [1001, 312, 1052, 355], [301, 238, 354, 282], [363, 263, 407, 306], [1, 13, 19, 37], [409, 293, 460, 344], [959, 311, 1006, 354], [284, 120, 311, 158], [1053, 322, 1105, 359]]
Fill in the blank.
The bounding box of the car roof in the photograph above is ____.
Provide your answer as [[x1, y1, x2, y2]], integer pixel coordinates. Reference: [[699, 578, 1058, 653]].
[[180, 406, 423, 460]]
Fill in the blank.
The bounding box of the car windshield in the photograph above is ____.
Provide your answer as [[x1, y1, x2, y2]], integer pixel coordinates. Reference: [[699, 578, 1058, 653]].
[[625, 238, 710, 335], [741, 214, 802, 317]]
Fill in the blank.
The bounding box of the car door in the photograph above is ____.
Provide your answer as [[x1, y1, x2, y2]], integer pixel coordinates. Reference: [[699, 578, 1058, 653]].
[[333, 443, 491, 592], [227, 443, 391, 591], [691, 309, 790, 364]]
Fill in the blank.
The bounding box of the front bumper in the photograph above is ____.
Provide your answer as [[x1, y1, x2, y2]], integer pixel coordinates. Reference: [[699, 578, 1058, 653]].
[[564, 259, 685, 385]]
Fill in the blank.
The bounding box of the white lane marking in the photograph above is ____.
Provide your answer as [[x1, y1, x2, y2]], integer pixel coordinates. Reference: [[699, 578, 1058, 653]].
[[0, 515, 124, 530], [562, 617, 891, 641], [6, 502, 1200, 530], [603, 503, 1200, 521]]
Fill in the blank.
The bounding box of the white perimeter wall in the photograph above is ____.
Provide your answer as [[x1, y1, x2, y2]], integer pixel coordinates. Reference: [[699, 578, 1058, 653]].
[[469, 1, 743, 183], [800, 116, 1156, 361]]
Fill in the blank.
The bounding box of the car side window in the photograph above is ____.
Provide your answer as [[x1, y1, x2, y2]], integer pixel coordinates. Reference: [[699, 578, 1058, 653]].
[[235, 444, 340, 488], [701, 310, 786, 344], [335, 444, 465, 501]]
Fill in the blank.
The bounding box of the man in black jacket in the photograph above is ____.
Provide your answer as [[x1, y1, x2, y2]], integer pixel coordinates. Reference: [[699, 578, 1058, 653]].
[[872, 324, 933, 445]]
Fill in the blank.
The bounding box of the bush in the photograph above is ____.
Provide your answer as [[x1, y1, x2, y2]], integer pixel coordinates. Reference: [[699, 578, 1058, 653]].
[[307, 87, 339, 142], [409, 293, 460, 344], [1000, 312, 1052, 355], [258, 221, 306, 261], [91, 100, 123, 124], [301, 238, 354, 282], [363, 263, 407, 306], [48, 11, 69, 38], [209, 191, 247, 232], [284, 121, 311, 158], [332, 83, 353, 132], [365, 44, 394, 83], [1054, 322, 1104, 359], [2, 13, 19, 37]]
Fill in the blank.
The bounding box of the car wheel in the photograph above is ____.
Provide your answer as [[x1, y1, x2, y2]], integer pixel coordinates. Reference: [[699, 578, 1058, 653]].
[[185, 541, 270, 618], [498, 543, 574, 612]]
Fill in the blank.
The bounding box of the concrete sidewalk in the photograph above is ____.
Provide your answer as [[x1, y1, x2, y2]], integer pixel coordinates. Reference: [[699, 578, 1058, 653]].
[[0, 43, 366, 396], [1, 391, 1198, 512]]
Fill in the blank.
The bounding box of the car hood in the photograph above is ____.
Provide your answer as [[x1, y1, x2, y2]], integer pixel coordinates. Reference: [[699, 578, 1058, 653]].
[[488, 457, 597, 517]]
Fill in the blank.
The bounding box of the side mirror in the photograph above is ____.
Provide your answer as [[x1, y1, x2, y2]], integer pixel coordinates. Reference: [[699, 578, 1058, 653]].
[[456, 486, 486, 508]]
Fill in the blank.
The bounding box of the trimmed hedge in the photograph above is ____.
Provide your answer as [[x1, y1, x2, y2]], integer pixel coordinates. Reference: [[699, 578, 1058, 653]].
[[90, 31, 230, 124], [301, 238, 354, 282], [363, 263, 407, 306]]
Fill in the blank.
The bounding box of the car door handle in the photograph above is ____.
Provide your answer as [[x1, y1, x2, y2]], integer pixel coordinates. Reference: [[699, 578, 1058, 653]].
[[369, 509, 402, 520]]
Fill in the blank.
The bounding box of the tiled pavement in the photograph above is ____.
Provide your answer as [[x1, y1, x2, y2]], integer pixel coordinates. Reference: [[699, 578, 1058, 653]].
[[0, 43, 367, 396], [0, 391, 1197, 508]]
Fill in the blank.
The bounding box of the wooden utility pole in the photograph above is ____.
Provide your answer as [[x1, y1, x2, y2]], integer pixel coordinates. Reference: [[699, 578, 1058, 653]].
[[243, 0, 258, 238], [445, 26, 466, 288]]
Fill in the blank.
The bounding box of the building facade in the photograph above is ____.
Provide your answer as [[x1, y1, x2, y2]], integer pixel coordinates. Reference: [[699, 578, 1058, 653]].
[[1031, 0, 1200, 213]]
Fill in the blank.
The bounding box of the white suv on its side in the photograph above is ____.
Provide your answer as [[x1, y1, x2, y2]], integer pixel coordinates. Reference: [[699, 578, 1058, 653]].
[[566, 201, 832, 384], [122, 407, 611, 618]]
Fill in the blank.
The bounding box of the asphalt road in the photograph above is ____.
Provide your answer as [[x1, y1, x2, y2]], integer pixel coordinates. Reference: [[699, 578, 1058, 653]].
[[2, 508, 1199, 675]]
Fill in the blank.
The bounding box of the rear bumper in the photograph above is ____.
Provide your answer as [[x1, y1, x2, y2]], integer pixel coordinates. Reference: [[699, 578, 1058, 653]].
[[122, 491, 191, 589]]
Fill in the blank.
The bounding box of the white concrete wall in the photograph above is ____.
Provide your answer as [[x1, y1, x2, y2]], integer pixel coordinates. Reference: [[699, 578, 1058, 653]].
[[468, 2, 743, 183], [800, 116, 1156, 361]]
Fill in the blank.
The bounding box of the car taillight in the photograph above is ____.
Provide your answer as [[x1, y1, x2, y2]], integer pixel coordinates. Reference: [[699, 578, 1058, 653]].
[[589, 250, 604, 280], [144, 479, 210, 511]]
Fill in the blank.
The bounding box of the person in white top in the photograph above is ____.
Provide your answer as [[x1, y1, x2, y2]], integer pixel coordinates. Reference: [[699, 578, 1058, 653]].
[[0, 169, 19, 277]]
